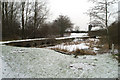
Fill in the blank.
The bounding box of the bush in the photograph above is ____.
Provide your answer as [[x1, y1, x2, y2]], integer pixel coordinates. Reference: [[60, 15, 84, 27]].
[[108, 22, 119, 45], [73, 49, 96, 56]]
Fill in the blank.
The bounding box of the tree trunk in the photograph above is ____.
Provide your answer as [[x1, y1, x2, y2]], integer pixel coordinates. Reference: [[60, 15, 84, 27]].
[[2, 2, 4, 25], [10, 2, 14, 35], [22, 2, 25, 39], [34, 1, 37, 38], [5, 2, 8, 28], [105, 0, 111, 49]]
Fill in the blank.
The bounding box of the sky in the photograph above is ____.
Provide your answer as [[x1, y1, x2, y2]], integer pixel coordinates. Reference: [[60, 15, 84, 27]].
[[47, 0, 118, 31], [48, 0, 93, 31]]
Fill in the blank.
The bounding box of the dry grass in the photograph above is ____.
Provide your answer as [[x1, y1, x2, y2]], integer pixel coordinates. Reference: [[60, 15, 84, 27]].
[[51, 47, 96, 56], [63, 41, 82, 46], [72, 48, 96, 55], [50, 38, 101, 56], [102, 44, 109, 50]]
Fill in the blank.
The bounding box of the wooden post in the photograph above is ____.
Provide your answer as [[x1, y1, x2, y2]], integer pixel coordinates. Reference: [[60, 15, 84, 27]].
[[111, 44, 114, 54]]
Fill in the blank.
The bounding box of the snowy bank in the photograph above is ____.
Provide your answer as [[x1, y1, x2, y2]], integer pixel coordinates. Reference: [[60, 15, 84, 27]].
[[1, 44, 118, 78]]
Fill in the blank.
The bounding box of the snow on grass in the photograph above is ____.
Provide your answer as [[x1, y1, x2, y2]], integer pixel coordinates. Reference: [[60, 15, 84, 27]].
[[47, 38, 100, 53], [47, 38, 92, 52], [49, 43, 89, 52], [93, 47, 99, 51], [1, 44, 118, 78]]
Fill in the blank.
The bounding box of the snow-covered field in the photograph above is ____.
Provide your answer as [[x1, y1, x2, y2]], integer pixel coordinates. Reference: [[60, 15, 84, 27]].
[[1, 44, 118, 78]]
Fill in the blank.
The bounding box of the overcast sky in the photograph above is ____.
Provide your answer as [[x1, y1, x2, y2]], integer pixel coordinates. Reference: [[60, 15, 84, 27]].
[[47, 0, 118, 31], [47, 0, 94, 31]]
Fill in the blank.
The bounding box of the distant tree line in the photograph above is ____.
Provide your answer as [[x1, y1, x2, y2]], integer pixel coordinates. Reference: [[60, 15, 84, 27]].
[[2, 1, 73, 40]]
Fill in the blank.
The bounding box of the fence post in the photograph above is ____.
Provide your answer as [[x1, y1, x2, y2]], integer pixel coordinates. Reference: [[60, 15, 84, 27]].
[[111, 44, 114, 54]]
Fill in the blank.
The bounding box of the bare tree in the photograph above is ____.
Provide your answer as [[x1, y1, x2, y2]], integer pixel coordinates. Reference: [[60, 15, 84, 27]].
[[5, 2, 8, 28], [34, 1, 37, 38], [25, 2, 30, 27], [2, 2, 21, 40], [87, 0, 118, 49], [2, 0, 49, 40], [10, 2, 14, 24], [33, 0, 49, 38], [54, 15, 73, 37], [21, 2, 25, 39], [2, 2, 4, 26]]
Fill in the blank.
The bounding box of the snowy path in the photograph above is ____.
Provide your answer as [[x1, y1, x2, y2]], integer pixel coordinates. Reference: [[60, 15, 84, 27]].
[[1, 44, 118, 78]]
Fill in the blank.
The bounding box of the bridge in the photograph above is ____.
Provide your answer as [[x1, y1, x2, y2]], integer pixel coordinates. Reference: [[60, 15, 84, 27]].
[[3, 36, 93, 48]]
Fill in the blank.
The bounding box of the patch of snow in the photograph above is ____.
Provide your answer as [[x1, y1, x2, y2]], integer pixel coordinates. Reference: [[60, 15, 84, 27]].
[[88, 38, 99, 42], [49, 43, 89, 52], [91, 27, 102, 31], [0, 38, 47, 44], [73, 38, 83, 42], [93, 47, 99, 51], [96, 36, 101, 38], [66, 43, 89, 52], [110, 49, 119, 54], [56, 33, 89, 40], [56, 36, 74, 40], [70, 33, 88, 37]]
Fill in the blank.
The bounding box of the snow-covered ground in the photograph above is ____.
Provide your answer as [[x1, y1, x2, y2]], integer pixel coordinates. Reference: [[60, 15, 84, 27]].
[[1, 44, 118, 78]]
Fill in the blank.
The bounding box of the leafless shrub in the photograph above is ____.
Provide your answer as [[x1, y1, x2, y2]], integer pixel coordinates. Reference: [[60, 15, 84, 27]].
[[72, 48, 96, 56]]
